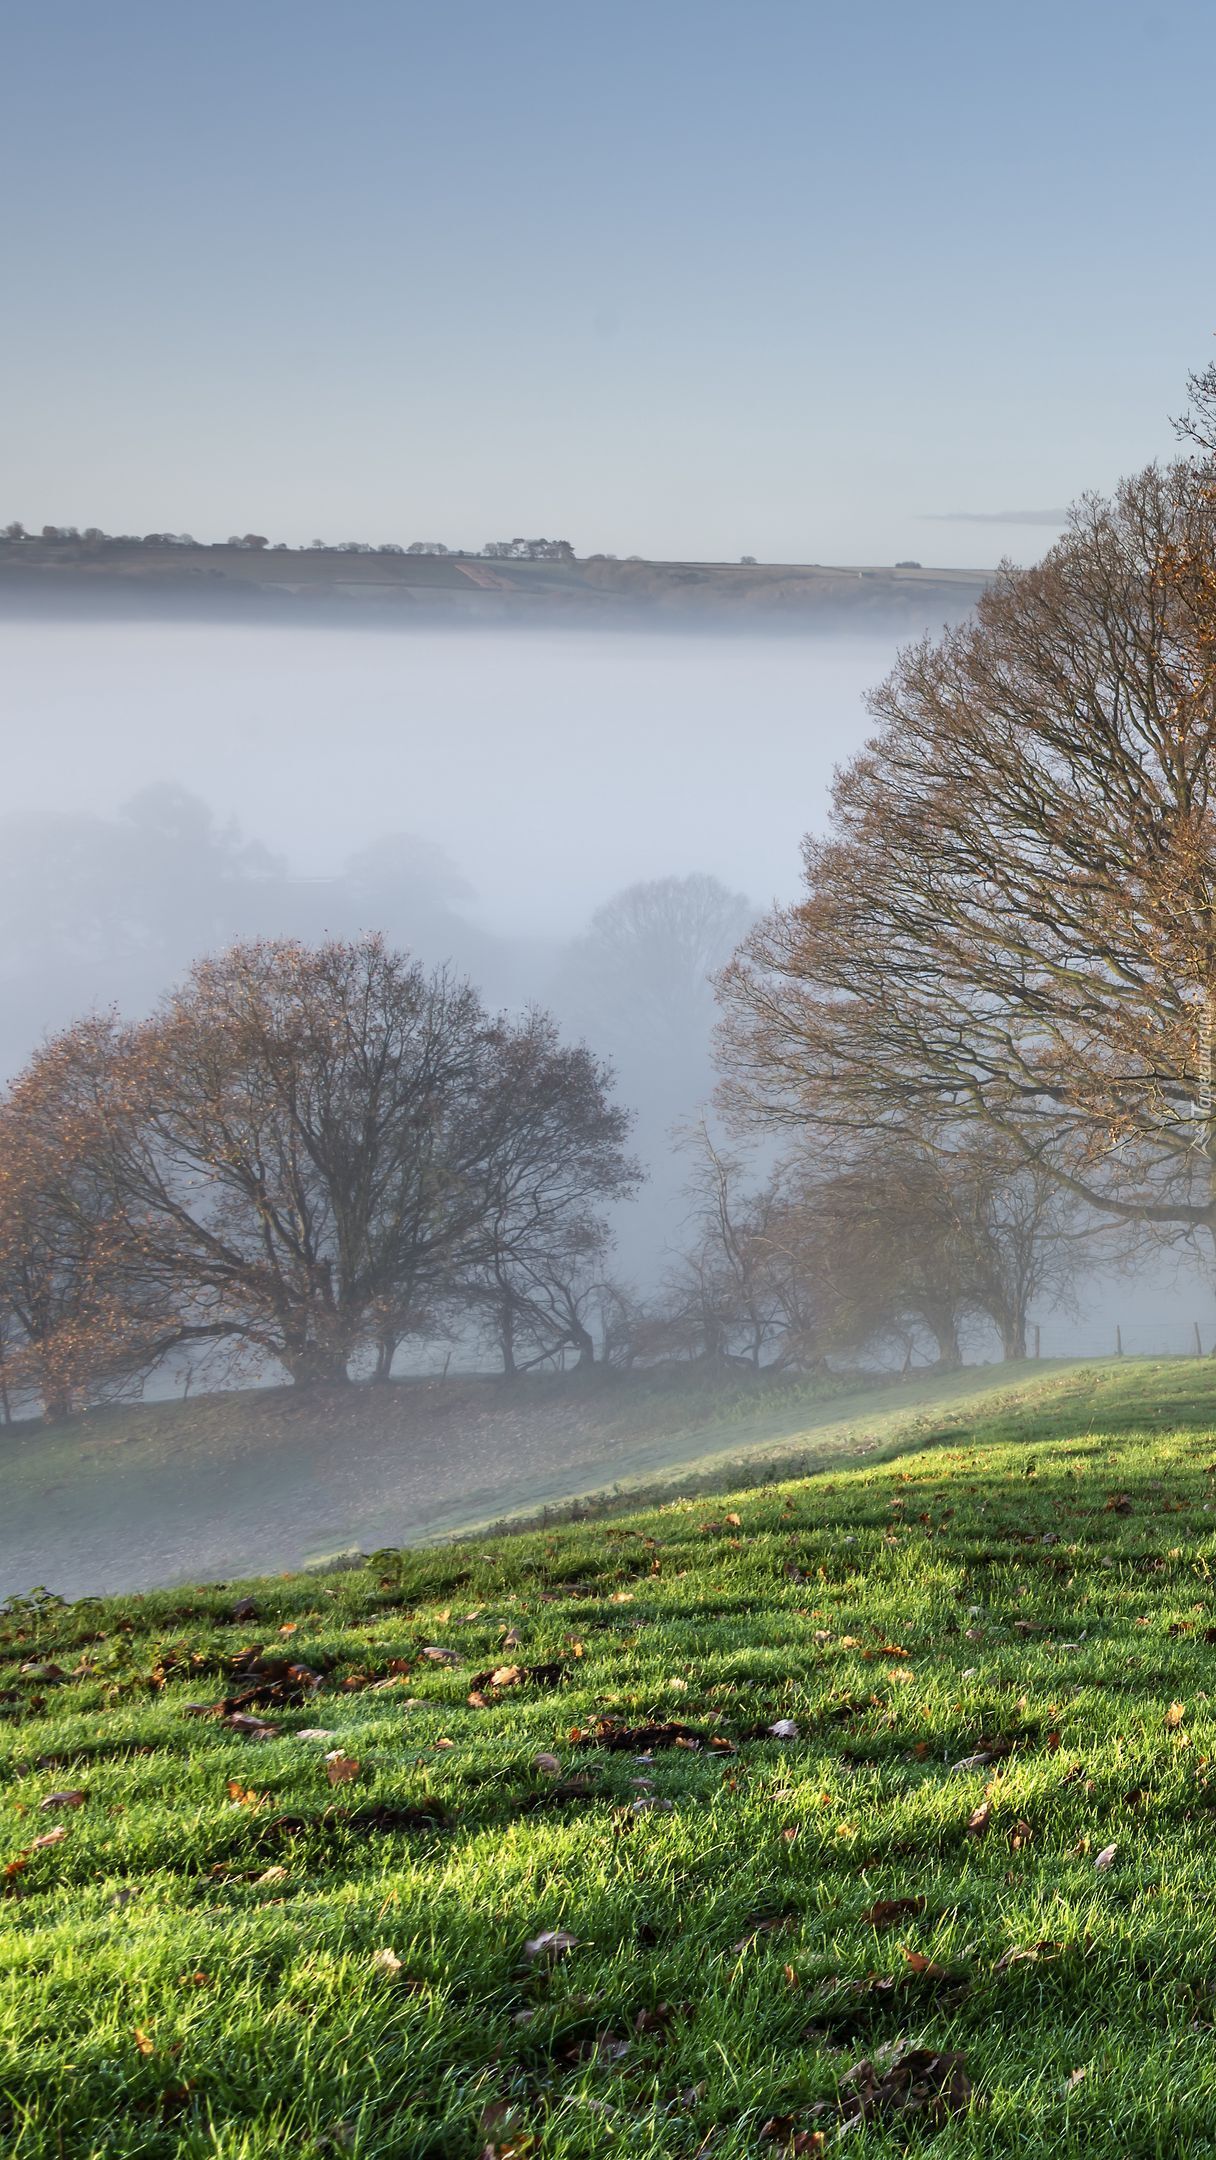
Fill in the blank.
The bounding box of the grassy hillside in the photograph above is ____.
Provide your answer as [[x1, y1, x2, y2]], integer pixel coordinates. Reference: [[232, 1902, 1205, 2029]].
[[0, 535, 989, 632], [0, 1359, 1161, 1601], [7, 1361, 1216, 2152]]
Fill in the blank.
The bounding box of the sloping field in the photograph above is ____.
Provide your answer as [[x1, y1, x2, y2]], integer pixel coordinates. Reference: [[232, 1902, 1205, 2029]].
[[5, 1362, 1216, 2153], [0, 1359, 1138, 1602]]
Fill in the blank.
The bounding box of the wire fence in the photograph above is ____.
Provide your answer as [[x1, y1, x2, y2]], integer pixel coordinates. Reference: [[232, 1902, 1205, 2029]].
[[1032, 1320, 1216, 1360]]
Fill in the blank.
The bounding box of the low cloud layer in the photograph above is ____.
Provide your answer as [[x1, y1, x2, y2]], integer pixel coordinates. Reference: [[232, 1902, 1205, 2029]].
[[921, 507, 1071, 527]]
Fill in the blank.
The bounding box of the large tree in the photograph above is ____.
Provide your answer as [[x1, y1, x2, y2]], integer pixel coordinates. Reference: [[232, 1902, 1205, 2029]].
[[1, 937, 636, 1399], [719, 457, 1216, 1255]]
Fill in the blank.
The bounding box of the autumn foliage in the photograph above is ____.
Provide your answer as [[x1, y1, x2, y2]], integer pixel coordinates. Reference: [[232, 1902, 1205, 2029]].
[[0, 937, 636, 1417]]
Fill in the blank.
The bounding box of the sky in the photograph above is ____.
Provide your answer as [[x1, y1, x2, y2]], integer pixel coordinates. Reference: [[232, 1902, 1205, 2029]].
[[3, 0, 1214, 566]]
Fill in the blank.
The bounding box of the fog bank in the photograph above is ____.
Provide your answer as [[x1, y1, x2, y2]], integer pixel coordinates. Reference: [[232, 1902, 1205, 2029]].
[[2, 624, 897, 936]]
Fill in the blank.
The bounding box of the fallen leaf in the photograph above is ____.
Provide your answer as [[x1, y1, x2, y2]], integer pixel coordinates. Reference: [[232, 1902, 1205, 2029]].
[[768, 1719, 799, 1741], [523, 1928, 578, 1963], [371, 1947, 404, 1979], [966, 1802, 992, 1836], [32, 1826, 69, 1848], [534, 1752, 561, 1776], [324, 1752, 360, 1786], [133, 2029, 156, 2056], [1094, 1842, 1118, 1871], [903, 1947, 950, 1979], [295, 1728, 337, 1742], [1166, 1700, 1186, 1730], [993, 1938, 1062, 1974], [862, 1896, 926, 1930], [39, 1789, 86, 1812], [837, 2044, 972, 2130]]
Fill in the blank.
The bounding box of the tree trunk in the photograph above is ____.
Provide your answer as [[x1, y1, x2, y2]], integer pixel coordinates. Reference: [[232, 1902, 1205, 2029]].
[[499, 1303, 518, 1378], [284, 1347, 351, 1388], [1000, 1313, 1027, 1360], [569, 1320, 595, 1369], [924, 1307, 962, 1369], [372, 1333, 399, 1383]]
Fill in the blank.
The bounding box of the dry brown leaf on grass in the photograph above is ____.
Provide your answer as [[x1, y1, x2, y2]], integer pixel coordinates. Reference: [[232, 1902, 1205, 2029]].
[[837, 2045, 973, 2130], [862, 1896, 926, 1929], [966, 1802, 992, 1836], [370, 1947, 404, 1979], [1166, 1700, 1186, 1730], [324, 1752, 360, 1786], [522, 1929, 578, 1963], [759, 2115, 827, 2151], [133, 2029, 156, 2056], [993, 1938, 1062, 1974], [533, 1752, 561, 1776], [31, 1826, 69, 1849], [1094, 1842, 1118, 1870], [39, 1789, 86, 1811], [903, 1947, 951, 1979]]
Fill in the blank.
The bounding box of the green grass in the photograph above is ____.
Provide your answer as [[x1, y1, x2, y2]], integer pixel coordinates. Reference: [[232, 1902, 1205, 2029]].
[[7, 1359, 1216, 2154]]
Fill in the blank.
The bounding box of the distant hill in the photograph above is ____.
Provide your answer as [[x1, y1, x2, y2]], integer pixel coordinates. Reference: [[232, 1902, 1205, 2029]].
[[0, 533, 990, 632]]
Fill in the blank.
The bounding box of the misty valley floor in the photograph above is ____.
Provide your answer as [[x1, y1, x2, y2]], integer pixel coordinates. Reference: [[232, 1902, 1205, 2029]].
[[0, 1361, 1097, 1603], [8, 1364, 1216, 2152]]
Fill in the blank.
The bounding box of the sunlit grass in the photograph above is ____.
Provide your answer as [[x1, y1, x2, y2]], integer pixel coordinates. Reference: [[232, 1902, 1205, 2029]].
[[6, 1367, 1216, 2151]]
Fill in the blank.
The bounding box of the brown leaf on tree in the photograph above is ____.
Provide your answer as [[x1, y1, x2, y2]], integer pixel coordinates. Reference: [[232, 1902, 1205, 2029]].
[[861, 1896, 926, 1930]]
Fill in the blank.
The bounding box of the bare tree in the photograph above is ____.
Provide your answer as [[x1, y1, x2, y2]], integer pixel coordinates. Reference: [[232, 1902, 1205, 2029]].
[[719, 456, 1216, 1269]]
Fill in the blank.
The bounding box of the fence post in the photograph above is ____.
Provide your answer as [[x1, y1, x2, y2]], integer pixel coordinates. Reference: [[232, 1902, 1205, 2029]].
[[1116, 1325, 1123, 1357]]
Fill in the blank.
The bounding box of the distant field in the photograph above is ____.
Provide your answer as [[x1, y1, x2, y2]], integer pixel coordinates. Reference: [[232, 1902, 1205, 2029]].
[[3, 1357, 1211, 1601], [8, 1359, 1216, 2152]]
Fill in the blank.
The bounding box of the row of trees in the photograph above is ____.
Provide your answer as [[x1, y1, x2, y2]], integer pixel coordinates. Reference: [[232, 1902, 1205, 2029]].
[[645, 1121, 1079, 1375], [1, 525, 577, 562], [0, 938, 636, 1419]]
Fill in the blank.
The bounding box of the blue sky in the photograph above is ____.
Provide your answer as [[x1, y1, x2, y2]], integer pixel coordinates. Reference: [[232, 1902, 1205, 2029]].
[[3, 0, 1214, 564]]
